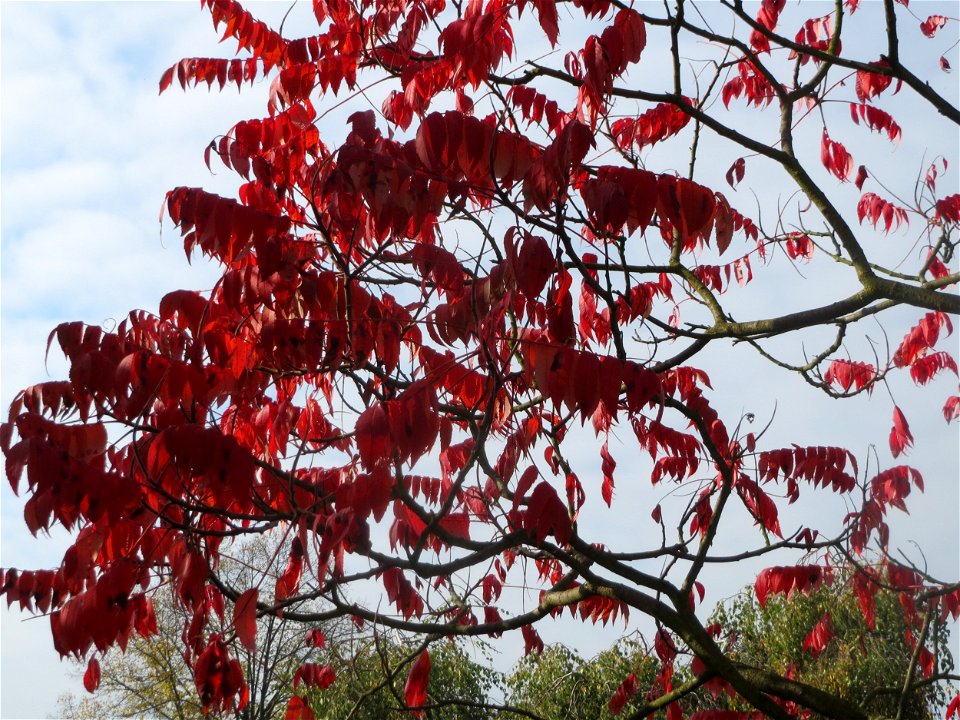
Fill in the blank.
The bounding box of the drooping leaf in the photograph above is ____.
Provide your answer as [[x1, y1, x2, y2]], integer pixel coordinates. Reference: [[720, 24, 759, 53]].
[[801, 612, 834, 657], [83, 657, 101, 693], [820, 129, 854, 181], [233, 588, 258, 652], [293, 663, 336, 690], [608, 672, 637, 715], [404, 650, 432, 717], [754, 565, 829, 607], [285, 695, 315, 720], [856, 63, 896, 103], [857, 192, 909, 232]]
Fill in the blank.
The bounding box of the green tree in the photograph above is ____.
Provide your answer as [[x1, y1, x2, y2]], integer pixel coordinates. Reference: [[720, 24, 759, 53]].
[[503, 566, 956, 720], [694, 568, 956, 720], [506, 639, 659, 719], [308, 636, 499, 720]]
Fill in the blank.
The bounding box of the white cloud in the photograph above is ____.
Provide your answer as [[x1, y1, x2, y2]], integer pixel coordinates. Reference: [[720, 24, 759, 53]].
[[2, 208, 221, 317], [0, 4, 273, 716]]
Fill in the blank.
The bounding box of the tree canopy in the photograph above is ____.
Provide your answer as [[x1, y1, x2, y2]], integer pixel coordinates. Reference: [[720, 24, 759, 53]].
[[1, 0, 958, 719], [704, 568, 956, 720]]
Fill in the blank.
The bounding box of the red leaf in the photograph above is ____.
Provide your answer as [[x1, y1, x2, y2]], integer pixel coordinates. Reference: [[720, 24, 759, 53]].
[[944, 395, 960, 423], [657, 175, 717, 241], [522, 481, 572, 545], [946, 693, 960, 720], [909, 351, 958, 385], [83, 657, 101, 693], [893, 311, 953, 367], [849, 103, 902, 143], [533, 0, 560, 45], [856, 192, 909, 233], [820, 130, 853, 181], [511, 230, 555, 300], [275, 538, 304, 602], [165, 187, 291, 265], [521, 624, 545, 655], [870, 465, 923, 513], [726, 158, 745, 188], [611, 102, 690, 151], [855, 165, 868, 189], [293, 663, 336, 690], [600, 442, 616, 507], [305, 629, 326, 648], [580, 166, 658, 236], [824, 359, 876, 393], [802, 612, 834, 658], [785, 233, 815, 261], [737, 477, 782, 537], [194, 636, 249, 714], [936, 194, 960, 223], [614, 8, 647, 66], [918, 645, 935, 678], [285, 695, 315, 720], [608, 672, 637, 715], [233, 588, 258, 652], [754, 566, 828, 607], [382, 567, 425, 619], [920, 15, 947, 37], [512, 466, 541, 509], [889, 406, 914, 458], [856, 64, 894, 103], [159, 65, 175, 94], [404, 650, 432, 716]]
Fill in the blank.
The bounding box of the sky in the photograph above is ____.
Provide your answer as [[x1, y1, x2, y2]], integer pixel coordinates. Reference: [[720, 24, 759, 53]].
[[0, 3, 281, 716], [1, 2, 958, 719]]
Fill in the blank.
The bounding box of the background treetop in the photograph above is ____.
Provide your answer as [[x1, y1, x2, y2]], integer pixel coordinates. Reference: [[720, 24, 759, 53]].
[[1, 0, 957, 718]]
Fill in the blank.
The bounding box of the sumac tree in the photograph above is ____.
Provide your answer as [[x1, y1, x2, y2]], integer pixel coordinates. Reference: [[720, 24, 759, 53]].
[[2, 1, 958, 719]]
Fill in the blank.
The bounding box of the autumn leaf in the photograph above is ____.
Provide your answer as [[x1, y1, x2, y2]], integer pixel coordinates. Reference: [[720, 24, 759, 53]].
[[233, 588, 258, 652], [285, 695, 315, 720], [83, 657, 101, 693], [608, 672, 637, 715], [889, 406, 914, 457], [404, 650, 432, 717], [802, 612, 835, 658]]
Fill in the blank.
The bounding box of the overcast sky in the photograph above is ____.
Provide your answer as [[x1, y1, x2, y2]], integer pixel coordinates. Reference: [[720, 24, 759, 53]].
[[1, 2, 957, 719]]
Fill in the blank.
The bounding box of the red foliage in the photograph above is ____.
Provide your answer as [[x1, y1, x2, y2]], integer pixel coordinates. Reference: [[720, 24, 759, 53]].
[[233, 588, 258, 651], [824, 359, 876, 393], [285, 695, 315, 720], [949, 694, 960, 720], [801, 612, 835, 658], [754, 566, 831, 608], [292, 663, 336, 690], [193, 635, 249, 714], [820, 130, 854, 181], [83, 657, 101, 694], [889, 406, 914, 458], [3, 0, 957, 715], [857, 192, 909, 232], [608, 672, 637, 715], [404, 650, 431, 717], [920, 15, 948, 38]]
